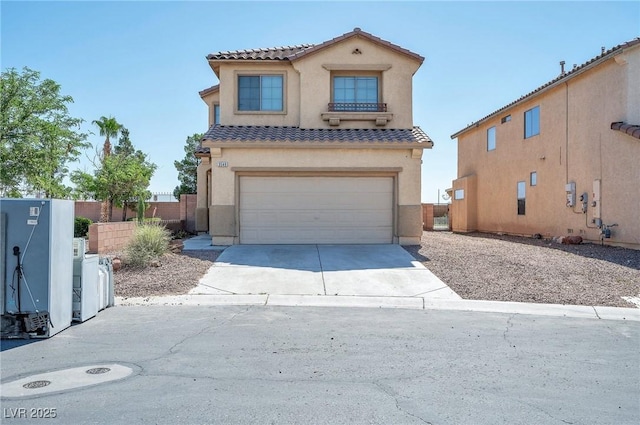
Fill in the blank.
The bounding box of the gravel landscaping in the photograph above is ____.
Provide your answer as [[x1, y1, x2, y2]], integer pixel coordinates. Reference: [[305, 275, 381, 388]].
[[113, 233, 639, 308], [403, 232, 640, 308], [114, 250, 220, 298]]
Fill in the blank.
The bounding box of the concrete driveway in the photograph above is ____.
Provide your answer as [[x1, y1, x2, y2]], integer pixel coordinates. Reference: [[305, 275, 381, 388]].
[[189, 244, 460, 300]]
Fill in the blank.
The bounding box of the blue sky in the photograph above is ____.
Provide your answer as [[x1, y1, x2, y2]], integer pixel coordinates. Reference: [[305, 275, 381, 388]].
[[2, 1, 638, 202]]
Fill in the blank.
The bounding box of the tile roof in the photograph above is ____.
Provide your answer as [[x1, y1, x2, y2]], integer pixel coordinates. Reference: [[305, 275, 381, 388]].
[[207, 45, 315, 61], [196, 125, 432, 154], [206, 28, 423, 64], [288, 28, 424, 64], [198, 84, 219, 97], [451, 37, 640, 139], [611, 122, 640, 140]]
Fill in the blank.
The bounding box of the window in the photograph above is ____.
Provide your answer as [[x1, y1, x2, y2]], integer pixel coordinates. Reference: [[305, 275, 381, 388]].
[[501, 115, 511, 124], [487, 126, 496, 151], [517, 181, 526, 215], [332, 76, 379, 111], [530, 171, 537, 186], [213, 104, 220, 125], [454, 189, 465, 200], [524, 106, 540, 138], [238, 75, 283, 111]]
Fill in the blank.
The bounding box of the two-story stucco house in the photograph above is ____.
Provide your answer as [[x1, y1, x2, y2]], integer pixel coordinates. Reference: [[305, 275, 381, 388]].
[[450, 38, 640, 248], [196, 28, 432, 245]]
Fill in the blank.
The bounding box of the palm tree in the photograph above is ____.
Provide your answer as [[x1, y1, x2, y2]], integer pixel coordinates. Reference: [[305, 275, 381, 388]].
[[92, 116, 122, 222], [92, 116, 122, 159]]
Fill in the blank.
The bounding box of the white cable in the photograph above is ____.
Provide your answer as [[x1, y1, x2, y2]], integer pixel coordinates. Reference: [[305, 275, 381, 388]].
[[21, 202, 45, 263], [19, 272, 39, 313], [19, 201, 46, 312]]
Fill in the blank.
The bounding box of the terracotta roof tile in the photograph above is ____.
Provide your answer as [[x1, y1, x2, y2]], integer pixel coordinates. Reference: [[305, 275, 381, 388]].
[[611, 122, 640, 140], [198, 84, 219, 97], [288, 27, 424, 63], [207, 44, 315, 61], [451, 37, 640, 139], [196, 125, 432, 153], [206, 28, 424, 64]]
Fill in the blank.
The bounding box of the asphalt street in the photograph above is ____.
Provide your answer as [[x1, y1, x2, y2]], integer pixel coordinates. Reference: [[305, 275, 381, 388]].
[[1, 305, 639, 425]]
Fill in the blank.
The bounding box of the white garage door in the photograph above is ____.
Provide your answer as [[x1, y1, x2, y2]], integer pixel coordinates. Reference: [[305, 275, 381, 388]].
[[240, 176, 393, 244]]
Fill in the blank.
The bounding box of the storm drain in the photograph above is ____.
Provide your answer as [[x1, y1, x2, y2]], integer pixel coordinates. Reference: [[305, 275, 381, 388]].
[[23, 380, 51, 389], [1, 363, 138, 399], [86, 367, 111, 375]]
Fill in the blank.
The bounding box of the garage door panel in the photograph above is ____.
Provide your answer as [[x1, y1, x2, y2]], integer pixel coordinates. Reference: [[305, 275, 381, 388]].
[[240, 177, 393, 244]]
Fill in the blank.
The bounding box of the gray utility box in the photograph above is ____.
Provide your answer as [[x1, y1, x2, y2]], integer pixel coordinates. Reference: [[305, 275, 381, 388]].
[[98, 257, 115, 310], [72, 238, 99, 323], [1, 199, 74, 338]]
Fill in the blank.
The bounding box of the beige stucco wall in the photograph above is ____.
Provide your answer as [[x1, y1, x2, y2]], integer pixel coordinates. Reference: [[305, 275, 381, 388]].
[[195, 158, 211, 232], [206, 147, 423, 244], [450, 174, 477, 233], [201, 91, 219, 127], [621, 48, 640, 122], [217, 63, 300, 127], [453, 46, 640, 247], [209, 36, 421, 130], [291, 37, 420, 129]]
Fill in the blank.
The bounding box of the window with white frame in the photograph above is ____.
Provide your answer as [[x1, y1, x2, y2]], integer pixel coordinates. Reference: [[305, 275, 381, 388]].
[[213, 104, 220, 124], [332, 76, 380, 111], [524, 106, 540, 138], [487, 126, 496, 151], [454, 189, 465, 200], [238, 75, 283, 111]]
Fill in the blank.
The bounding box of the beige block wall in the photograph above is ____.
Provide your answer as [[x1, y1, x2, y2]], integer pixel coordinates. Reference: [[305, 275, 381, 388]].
[[422, 203, 434, 230], [451, 174, 477, 233], [88, 222, 137, 254], [75, 201, 185, 223], [454, 48, 640, 247], [207, 147, 423, 244]]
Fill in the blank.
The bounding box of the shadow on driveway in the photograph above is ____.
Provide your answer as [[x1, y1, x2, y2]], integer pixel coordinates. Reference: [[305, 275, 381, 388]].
[[213, 244, 423, 272]]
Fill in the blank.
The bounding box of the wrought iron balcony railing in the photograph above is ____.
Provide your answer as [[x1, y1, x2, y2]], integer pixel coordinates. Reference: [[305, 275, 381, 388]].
[[327, 102, 387, 112]]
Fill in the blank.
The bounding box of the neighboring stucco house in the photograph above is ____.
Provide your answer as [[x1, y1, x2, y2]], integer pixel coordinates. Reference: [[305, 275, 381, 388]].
[[450, 38, 640, 248], [196, 28, 432, 245]]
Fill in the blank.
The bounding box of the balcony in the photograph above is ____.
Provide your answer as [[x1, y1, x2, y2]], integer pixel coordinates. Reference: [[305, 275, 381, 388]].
[[327, 102, 387, 112], [322, 103, 393, 127]]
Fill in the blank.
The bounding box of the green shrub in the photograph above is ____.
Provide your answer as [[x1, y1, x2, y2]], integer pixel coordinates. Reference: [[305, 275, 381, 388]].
[[125, 224, 171, 268], [74, 216, 93, 238], [137, 198, 147, 224]]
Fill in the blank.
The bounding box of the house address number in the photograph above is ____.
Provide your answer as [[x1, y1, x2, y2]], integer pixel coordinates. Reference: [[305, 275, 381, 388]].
[[217, 161, 228, 167]]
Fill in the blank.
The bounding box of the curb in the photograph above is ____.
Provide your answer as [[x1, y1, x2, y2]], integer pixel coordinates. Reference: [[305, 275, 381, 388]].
[[115, 295, 640, 322]]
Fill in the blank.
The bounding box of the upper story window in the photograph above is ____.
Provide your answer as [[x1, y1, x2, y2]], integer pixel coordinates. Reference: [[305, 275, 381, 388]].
[[524, 106, 540, 138], [487, 126, 496, 151], [501, 115, 511, 124], [213, 104, 220, 124], [330, 76, 384, 112], [238, 75, 283, 111]]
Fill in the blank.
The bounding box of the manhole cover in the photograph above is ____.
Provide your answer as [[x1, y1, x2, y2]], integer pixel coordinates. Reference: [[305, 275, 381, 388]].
[[23, 380, 51, 389], [86, 367, 111, 375]]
